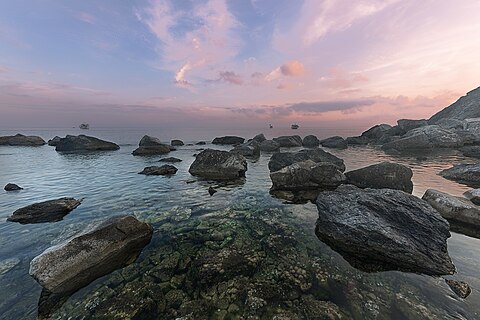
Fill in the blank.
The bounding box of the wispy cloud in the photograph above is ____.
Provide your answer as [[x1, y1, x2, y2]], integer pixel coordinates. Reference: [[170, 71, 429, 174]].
[[76, 12, 96, 25]]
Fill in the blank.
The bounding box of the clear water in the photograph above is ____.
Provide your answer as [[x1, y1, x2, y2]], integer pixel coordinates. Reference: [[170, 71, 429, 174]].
[[0, 127, 479, 319]]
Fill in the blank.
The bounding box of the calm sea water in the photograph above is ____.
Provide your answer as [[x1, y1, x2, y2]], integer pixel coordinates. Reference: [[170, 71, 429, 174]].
[[0, 127, 479, 319]]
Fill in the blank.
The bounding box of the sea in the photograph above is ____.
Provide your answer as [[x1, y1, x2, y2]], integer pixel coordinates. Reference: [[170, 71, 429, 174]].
[[0, 126, 479, 319]]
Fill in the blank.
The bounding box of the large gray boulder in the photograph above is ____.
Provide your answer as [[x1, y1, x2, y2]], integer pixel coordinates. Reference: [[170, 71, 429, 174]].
[[361, 124, 392, 140], [230, 141, 260, 158], [397, 119, 429, 133], [132, 135, 172, 156], [319, 136, 347, 149], [259, 140, 280, 152], [212, 136, 244, 145], [138, 165, 177, 175], [171, 139, 184, 146], [29, 215, 153, 293], [252, 133, 266, 143], [189, 149, 247, 180], [346, 136, 369, 145], [439, 163, 480, 186], [270, 160, 345, 191], [47, 136, 61, 146], [460, 146, 480, 158], [302, 135, 320, 148], [55, 135, 119, 152], [273, 135, 302, 148], [268, 148, 345, 172], [7, 198, 81, 224], [429, 86, 480, 123], [345, 162, 413, 193], [0, 133, 46, 146], [315, 185, 455, 275]]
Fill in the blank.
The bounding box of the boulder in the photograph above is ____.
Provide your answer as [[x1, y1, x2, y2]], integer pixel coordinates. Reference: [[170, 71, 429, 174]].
[[445, 280, 472, 299], [252, 133, 267, 143], [158, 157, 182, 163], [171, 139, 184, 146], [29, 215, 153, 293], [345, 162, 413, 193], [422, 189, 480, 229], [302, 135, 320, 148], [138, 165, 178, 175], [259, 140, 280, 152], [429, 86, 480, 123], [270, 160, 345, 191], [382, 125, 463, 152], [397, 119, 429, 132], [464, 188, 480, 205], [268, 148, 345, 172], [132, 135, 172, 156], [460, 146, 480, 158], [361, 124, 393, 140], [212, 136, 245, 145], [319, 136, 348, 149], [195, 141, 206, 145], [55, 135, 119, 152], [189, 149, 247, 180], [439, 163, 480, 186], [272, 135, 303, 148], [0, 133, 46, 146], [230, 141, 260, 158], [315, 185, 455, 275], [7, 198, 81, 224], [346, 136, 369, 145], [47, 136, 61, 146], [4, 183, 23, 191]]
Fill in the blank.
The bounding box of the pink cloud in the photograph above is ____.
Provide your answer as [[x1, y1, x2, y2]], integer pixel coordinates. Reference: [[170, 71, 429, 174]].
[[219, 71, 243, 85], [280, 60, 305, 76], [320, 67, 369, 90], [76, 12, 96, 25]]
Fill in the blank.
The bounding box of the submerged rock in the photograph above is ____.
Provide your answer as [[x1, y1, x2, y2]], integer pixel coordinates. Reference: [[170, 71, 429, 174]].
[[132, 135, 172, 156], [212, 136, 245, 145], [158, 157, 182, 163], [171, 139, 184, 146], [231, 141, 260, 158], [0, 133, 46, 146], [439, 163, 480, 186], [189, 149, 247, 180], [4, 183, 23, 191], [445, 279, 472, 299], [268, 148, 345, 172], [259, 140, 280, 152], [319, 136, 348, 149], [273, 135, 302, 148], [345, 162, 413, 193], [138, 165, 178, 176], [29, 215, 153, 294], [270, 160, 345, 191], [7, 198, 81, 224], [464, 188, 480, 205], [302, 135, 320, 148], [315, 185, 455, 275], [55, 135, 119, 152], [47, 136, 61, 146]]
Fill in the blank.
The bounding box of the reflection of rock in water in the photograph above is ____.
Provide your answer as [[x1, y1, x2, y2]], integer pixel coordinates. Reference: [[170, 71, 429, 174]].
[[269, 189, 320, 204], [37, 289, 70, 320]]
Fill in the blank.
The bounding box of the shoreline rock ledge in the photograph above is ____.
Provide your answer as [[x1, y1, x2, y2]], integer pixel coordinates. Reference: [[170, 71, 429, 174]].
[[29, 215, 153, 294], [315, 185, 455, 275], [7, 197, 81, 224]]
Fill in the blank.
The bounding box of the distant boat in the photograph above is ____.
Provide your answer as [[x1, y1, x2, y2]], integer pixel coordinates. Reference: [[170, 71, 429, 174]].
[[291, 124, 299, 129], [269, 124, 273, 128], [79, 123, 90, 130]]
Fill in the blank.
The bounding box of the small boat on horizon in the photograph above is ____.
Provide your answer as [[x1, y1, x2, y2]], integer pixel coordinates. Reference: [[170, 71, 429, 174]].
[[291, 123, 299, 129], [269, 124, 273, 128], [79, 123, 90, 130]]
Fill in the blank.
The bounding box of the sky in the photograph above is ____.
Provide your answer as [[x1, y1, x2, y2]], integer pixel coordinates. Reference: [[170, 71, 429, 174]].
[[1, 0, 480, 129]]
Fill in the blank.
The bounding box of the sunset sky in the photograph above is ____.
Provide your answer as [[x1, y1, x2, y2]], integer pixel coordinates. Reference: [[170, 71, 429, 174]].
[[1, 0, 479, 129]]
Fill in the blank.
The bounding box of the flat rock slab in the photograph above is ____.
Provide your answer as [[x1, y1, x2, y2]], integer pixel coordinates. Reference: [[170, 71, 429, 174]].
[[139, 165, 178, 175], [439, 163, 480, 186], [0, 134, 46, 146], [189, 149, 247, 180], [315, 185, 455, 275], [55, 135, 119, 152], [158, 157, 182, 163], [7, 197, 81, 224], [268, 148, 345, 172], [345, 162, 413, 193], [29, 215, 153, 294], [212, 136, 245, 145]]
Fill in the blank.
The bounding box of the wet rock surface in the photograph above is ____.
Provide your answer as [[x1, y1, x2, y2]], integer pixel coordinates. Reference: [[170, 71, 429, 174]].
[[139, 165, 178, 176], [315, 185, 455, 275], [302, 135, 320, 148], [47, 136, 61, 146], [212, 136, 245, 145], [158, 157, 182, 163], [273, 135, 303, 148], [189, 149, 247, 180], [439, 163, 480, 186], [29, 215, 153, 294], [445, 279, 472, 299], [4, 183, 23, 191], [7, 197, 82, 224], [0, 133, 46, 146], [55, 135, 119, 152], [345, 162, 414, 193], [132, 135, 172, 156], [268, 148, 346, 172], [230, 141, 260, 158], [319, 136, 348, 149], [251, 133, 266, 143], [259, 139, 280, 152], [461, 146, 480, 158], [464, 188, 480, 205]]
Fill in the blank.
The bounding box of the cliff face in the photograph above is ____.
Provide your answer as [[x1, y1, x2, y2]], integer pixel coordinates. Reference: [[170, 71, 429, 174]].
[[429, 87, 480, 124]]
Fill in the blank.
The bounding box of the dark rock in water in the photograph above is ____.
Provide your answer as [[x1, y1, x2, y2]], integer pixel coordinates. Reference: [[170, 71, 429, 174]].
[[270, 189, 322, 204], [7, 198, 81, 224], [315, 185, 455, 275], [361, 124, 392, 140], [252, 133, 266, 143], [346, 136, 369, 145], [397, 119, 429, 133], [0, 133, 46, 146], [29, 215, 153, 294], [158, 157, 182, 163], [302, 135, 320, 148], [445, 279, 472, 299], [231, 141, 260, 158], [429, 86, 480, 123], [56, 135, 119, 152], [422, 189, 480, 231], [259, 139, 280, 152], [464, 188, 480, 205], [270, 160, 345, 191], [132, 135, 172, 156], [461, 146, 480, 158], [189, 149, 247, 180], [208, 186, 217, 196], [345, 162, 413, 193], [47, 136, 61, 146], [4, 183, 23, 191], [273, 135, 302, 148], [171, 139, 184, 146], [439, 163, 480, 186], [319, 136, 347, 149], [268, 148, 345, 172], [195, 141, 206, 145], [138, 165, 178, 175], [212, 136, 245, 145]]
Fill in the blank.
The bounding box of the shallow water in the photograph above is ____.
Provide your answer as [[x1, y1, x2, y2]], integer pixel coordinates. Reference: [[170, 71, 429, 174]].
[[0, 128, 479, 319]]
